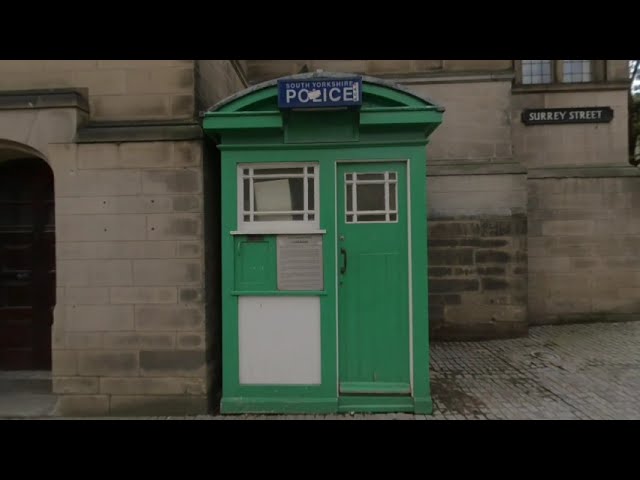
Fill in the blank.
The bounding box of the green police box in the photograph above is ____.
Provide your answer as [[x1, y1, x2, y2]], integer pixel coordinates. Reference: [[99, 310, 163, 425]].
[[203, 72, 444, 414]]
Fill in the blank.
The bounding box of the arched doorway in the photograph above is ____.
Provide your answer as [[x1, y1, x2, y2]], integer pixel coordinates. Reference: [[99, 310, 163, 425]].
[[0, 155, 55, 370]]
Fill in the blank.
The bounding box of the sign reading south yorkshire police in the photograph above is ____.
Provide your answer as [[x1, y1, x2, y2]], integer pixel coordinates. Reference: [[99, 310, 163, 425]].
[[522, 107, 614, 125], [277, 77, 363, 109]]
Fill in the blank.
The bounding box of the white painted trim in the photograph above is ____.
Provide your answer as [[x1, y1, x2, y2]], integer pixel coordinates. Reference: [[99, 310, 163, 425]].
[[236, 162, 320, 232], [406, 158, 413, 395], [334, 161, 339, 395], [230, 228, 326, 236]]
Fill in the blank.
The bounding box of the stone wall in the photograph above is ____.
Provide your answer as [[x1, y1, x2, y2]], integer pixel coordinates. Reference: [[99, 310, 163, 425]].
[[50, 140, 207, 416], [246, 60, 513, 83], [528, 172, 640, 325], [0, 60, 196, 122], [195, 60, 248, 112], [427, 174, 528, 339]]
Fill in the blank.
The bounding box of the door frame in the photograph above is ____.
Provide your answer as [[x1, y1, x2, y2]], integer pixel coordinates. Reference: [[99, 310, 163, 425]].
[[334, 158, 413, 396]]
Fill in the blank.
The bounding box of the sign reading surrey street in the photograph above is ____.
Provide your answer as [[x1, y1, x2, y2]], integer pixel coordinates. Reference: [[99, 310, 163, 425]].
[[522, 107, 614, 125], [277, 77, 363, 109]]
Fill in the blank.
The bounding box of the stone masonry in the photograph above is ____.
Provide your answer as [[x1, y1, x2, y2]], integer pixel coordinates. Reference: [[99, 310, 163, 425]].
[[50, 140, 208, 416], [528, 174, 640, 325], [428, 214, 528, 340]]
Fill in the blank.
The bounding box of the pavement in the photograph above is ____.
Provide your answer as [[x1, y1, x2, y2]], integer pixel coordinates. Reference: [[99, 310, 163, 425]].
[[3, 321, 640, 420]]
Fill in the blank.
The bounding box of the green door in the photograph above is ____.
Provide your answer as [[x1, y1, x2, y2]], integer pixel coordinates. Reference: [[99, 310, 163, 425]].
[[337, 162, 410, 396]]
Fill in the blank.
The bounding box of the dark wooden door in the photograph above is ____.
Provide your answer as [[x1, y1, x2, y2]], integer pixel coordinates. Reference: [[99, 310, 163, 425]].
[[0, 158, 55, 370]]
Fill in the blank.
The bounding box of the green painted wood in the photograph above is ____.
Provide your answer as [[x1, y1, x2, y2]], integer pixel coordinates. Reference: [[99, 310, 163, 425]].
[[221, 397, 337, 414], [338, 395, 415, 413], [337, 162, 410, 396], [234, 236, 276, 291], [339, 382, 411, 395]]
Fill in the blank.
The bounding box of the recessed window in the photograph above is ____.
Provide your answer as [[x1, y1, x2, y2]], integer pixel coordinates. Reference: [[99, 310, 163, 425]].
[[562, 60, 592, 83], [519, 60, 598, 85], [345, 172, 398, 223], [239, 164, 319, 231], [522, 60, 552, 85]]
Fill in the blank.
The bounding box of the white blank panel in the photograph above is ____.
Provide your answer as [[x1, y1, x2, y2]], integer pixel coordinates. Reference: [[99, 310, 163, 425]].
[[238, 296, 321, 385]]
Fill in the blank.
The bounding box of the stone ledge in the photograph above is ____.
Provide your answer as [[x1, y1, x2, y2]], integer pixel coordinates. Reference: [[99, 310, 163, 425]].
[[512, 81, 630, 94], [528, 165, 640, 179], [427, 161, 527, 176], [75, 121, 203, 143], [384, 71, 515, 85], [0, 88, 89, 113]]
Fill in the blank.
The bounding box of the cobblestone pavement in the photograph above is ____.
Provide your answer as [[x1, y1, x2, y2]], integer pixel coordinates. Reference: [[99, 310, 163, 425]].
[[192, 322, 640, 420], [11, 321, 640, 420]]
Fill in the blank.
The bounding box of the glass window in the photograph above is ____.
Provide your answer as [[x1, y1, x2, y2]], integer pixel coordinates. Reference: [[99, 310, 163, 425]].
[[345, 171, 398, 223], [563, 60, 592, 83], [522, 60, 552, 84], [239, 164, 319, 229]]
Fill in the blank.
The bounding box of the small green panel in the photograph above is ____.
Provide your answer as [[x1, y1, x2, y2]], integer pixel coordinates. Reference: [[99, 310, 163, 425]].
[[234, 235, 276, 291], [285, 110, 358, 144], [337, 396, 416, 413], [340, 382, 411, 395]]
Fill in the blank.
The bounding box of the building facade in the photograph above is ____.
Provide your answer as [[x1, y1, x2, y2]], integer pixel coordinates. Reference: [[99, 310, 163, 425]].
[[0, 60, 635, 416]]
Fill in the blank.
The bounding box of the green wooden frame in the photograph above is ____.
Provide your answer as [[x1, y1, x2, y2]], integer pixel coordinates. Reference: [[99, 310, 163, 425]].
[[203, 73, 443, 414]]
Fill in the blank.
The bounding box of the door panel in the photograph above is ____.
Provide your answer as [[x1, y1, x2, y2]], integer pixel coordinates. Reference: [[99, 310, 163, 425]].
[[337, 162, 410, 395], [0, 158, 54, 370]]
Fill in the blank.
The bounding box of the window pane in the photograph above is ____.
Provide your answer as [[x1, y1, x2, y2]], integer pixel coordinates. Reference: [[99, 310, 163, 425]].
[[358, 214, 386, 222], [389, 213, 397, 222], [563, 60, 591, 83], [357, 173, 384, 181], [346, 214, 354, 223], [254, 178, 304, 212], [356, 184, 385, 211], [307, 177, 314, 210], [389, 183, 396, 211], [522, 60, 552, 85], [243, 179, 250, 211]]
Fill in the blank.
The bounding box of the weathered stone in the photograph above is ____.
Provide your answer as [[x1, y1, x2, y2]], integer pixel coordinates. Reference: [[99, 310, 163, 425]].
[[480, 219, 512, 237], [429, 294, 462, 305], [428, 267, 452, 277], [109, 395, 207, 416], [482, 278, 510, 290], [77, 351, 138, 376], [477, 267, 506, 276], [135, 306, 203, 330], [55, 395, 110, 417], [53, 377, 99, 394], [476, 251, 511, 263], [428, 248, 474, 266], [139, 350, 206, 376], [179, 288, 203, 303], [429, 222, 480, 238], [429, 279, 479, 293]]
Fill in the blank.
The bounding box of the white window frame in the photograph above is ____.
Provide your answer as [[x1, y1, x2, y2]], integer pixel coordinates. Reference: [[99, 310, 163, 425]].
[[345, 171, 399, 224], [236, 162, 321, 234]]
